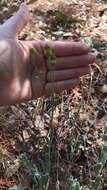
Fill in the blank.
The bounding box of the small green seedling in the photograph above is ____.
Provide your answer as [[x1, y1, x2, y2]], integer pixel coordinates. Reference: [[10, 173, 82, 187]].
[[91, 123, 107, 190], [68, 176, 81, 190], [29, 47, 37, 55], [35, 70, 44, 80], [29, 47, 43, 80], [44, 44, 56, 66]]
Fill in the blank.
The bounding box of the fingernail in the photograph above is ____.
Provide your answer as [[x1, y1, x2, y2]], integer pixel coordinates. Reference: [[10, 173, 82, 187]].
[[88, 52, 96, 62], [78, 41, 91, 51]]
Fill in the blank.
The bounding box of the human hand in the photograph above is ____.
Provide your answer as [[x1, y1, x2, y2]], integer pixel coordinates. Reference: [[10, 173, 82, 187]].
[[0, 3, 95, 105]]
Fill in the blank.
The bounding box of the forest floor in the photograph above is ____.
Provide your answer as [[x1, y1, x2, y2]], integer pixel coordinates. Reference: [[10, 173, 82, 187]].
[[0, 0, 107, 190]]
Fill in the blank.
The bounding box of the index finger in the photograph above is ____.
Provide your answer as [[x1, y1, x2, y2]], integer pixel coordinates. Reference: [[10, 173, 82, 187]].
[[46, 41, 91, 57]]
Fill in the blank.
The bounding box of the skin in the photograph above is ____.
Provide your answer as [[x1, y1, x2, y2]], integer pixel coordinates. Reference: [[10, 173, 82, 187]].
[[0, 3, 96, 105]]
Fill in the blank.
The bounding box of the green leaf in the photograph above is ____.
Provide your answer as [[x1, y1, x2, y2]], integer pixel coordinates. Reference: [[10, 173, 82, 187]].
[[94, 163, 102, 176], [103, 145, 107, 152], [29, 47, 37, 55], [83, 37, 93, 48], [91, 175, 101, 190], [75, 182, 81, 190], [51, 10, 66, 21], [44, 44, 56, 66], [68, 177, 80, 190], [103, 134, 107, 141], [35, 70, 43, 80]]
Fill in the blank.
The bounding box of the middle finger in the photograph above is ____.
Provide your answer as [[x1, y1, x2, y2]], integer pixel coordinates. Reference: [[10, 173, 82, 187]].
[[47, 53, 95, 70]]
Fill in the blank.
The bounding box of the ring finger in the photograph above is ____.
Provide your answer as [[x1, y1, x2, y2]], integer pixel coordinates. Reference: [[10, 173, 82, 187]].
[[47, 66, 90, 82]]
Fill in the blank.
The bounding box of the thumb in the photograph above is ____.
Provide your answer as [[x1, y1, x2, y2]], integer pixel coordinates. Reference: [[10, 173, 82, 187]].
[[1, 3, 29, 38]]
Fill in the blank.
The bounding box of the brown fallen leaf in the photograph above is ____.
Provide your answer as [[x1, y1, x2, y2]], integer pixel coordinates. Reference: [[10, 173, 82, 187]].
[[95, 84, 107, 94], [101, 84, 107, 94]]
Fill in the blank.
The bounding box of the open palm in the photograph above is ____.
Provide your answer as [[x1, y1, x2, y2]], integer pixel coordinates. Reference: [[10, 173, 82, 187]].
[[0, 3, 95, 105]]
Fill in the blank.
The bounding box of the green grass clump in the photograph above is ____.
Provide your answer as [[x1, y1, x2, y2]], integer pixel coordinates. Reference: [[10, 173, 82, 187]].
[[91, 123, 107, 190]]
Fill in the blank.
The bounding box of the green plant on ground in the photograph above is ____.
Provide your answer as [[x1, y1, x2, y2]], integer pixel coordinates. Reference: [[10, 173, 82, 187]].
[[20, 153, 49, 190], [91, 123, 107, 190], [68, 176, 81, 190]]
